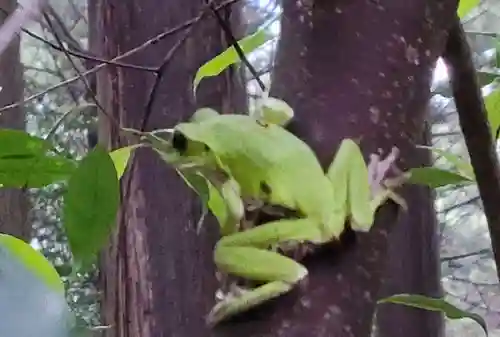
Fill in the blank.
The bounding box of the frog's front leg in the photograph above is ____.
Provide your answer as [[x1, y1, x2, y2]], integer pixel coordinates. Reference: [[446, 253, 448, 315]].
[[326, 140, 407, 233], [207, 217, 325, 327]]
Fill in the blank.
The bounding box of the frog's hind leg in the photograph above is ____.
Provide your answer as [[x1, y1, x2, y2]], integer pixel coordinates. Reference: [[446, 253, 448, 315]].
[[208, 245, 309, 326]]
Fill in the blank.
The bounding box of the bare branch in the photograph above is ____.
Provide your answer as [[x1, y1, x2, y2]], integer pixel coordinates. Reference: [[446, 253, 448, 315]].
[[441, 248, 491, 262]]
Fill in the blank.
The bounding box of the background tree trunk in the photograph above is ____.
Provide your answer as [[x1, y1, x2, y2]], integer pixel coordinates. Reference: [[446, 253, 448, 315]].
[[0, 0, 29, 241], [93, 0, 246, 336]]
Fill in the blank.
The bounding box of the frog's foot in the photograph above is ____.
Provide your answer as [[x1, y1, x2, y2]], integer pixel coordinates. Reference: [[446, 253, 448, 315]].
[[209, 244, 308, 327], [206, 281, 294, 327], [215, 282, 249, 302], [368, 146, 408, 210]]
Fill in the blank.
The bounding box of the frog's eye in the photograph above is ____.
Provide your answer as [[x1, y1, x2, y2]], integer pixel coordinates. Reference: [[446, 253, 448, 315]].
[[172, 131, 188, 153], [260, 181, 272, 196]]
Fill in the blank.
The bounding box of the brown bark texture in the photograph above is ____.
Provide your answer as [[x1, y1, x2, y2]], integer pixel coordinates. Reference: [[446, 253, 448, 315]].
[[0, 0, 29, 241], [94, 0, 245, 337]]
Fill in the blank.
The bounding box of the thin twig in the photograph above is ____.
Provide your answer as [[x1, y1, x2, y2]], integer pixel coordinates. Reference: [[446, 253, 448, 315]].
[[207, 0, 266, 91], [0, 6, 151, 71], [441, 248, 491, 262], [140, 29, 195, 131], [23, 26, 156, 72]]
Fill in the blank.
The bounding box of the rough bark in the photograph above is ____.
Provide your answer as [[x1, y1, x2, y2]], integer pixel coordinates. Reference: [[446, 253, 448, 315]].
[[376, 123, 443, 337], [0, 0, 29, 241], [210, 1, 455, 337], [94, 0, 245, 336]]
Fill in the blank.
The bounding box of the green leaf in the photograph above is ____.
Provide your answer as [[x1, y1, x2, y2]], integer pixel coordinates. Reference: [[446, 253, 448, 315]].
[[255, 96, 294, 126], [416, 145, 475, 180], [457, 0, 479, 18], [0, 234, 72, 337], [0, 234, 64, 293], [0, 129, 75, 187], [193, 28, 272, 94], [477, 70, 498, 87], [109, 145, 138, 179], [63, 146, 120, 268], [485, 88, 500, 138], [379, 294, 488, 335], [407, 167, 473, 188]]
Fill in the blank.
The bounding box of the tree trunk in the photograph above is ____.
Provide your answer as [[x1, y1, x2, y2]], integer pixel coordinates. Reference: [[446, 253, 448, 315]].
[[212, 1, 454, 336], [93, 0, 246, 336], [0, 0, 29, 241], [375, 126, 443, 337]]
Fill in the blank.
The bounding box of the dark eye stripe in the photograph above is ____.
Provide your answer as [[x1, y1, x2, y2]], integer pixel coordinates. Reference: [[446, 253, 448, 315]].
[[172, 131, 188, 153], [260, 181, 271, 195]]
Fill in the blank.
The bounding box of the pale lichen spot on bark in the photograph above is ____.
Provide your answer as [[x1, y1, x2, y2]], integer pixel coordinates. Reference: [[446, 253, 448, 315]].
[[329, 305, 342, 315], [350, 77, 359, 85], [363, 291, 373, 303], [405, 45, 419, 65], [336, 273, 344, 282], [343, 324, 354, 336], [279, 319, 292, 330], [356, 265, 371, 279], [378, 228, 389, 238], [384, 132, 391, 139], [392, 81, 400, 88], [348, 112, 358, 125], [367, 250, 380, 262], [300, 296, 312, 308], [311, 119, 326, 143], [369, 106, 380, 124], [382, 91, 392, 99], [335, 7, 342, 14], [378, 72, 386, 78], [387, 56, 397, 64]]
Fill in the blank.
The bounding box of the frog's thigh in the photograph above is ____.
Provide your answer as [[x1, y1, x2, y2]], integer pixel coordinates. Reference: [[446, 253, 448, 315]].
[[214, 246, 308, 283]]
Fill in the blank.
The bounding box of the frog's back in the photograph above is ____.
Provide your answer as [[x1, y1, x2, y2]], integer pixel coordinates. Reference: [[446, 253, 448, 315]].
[[175, 115, 327, 206]]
